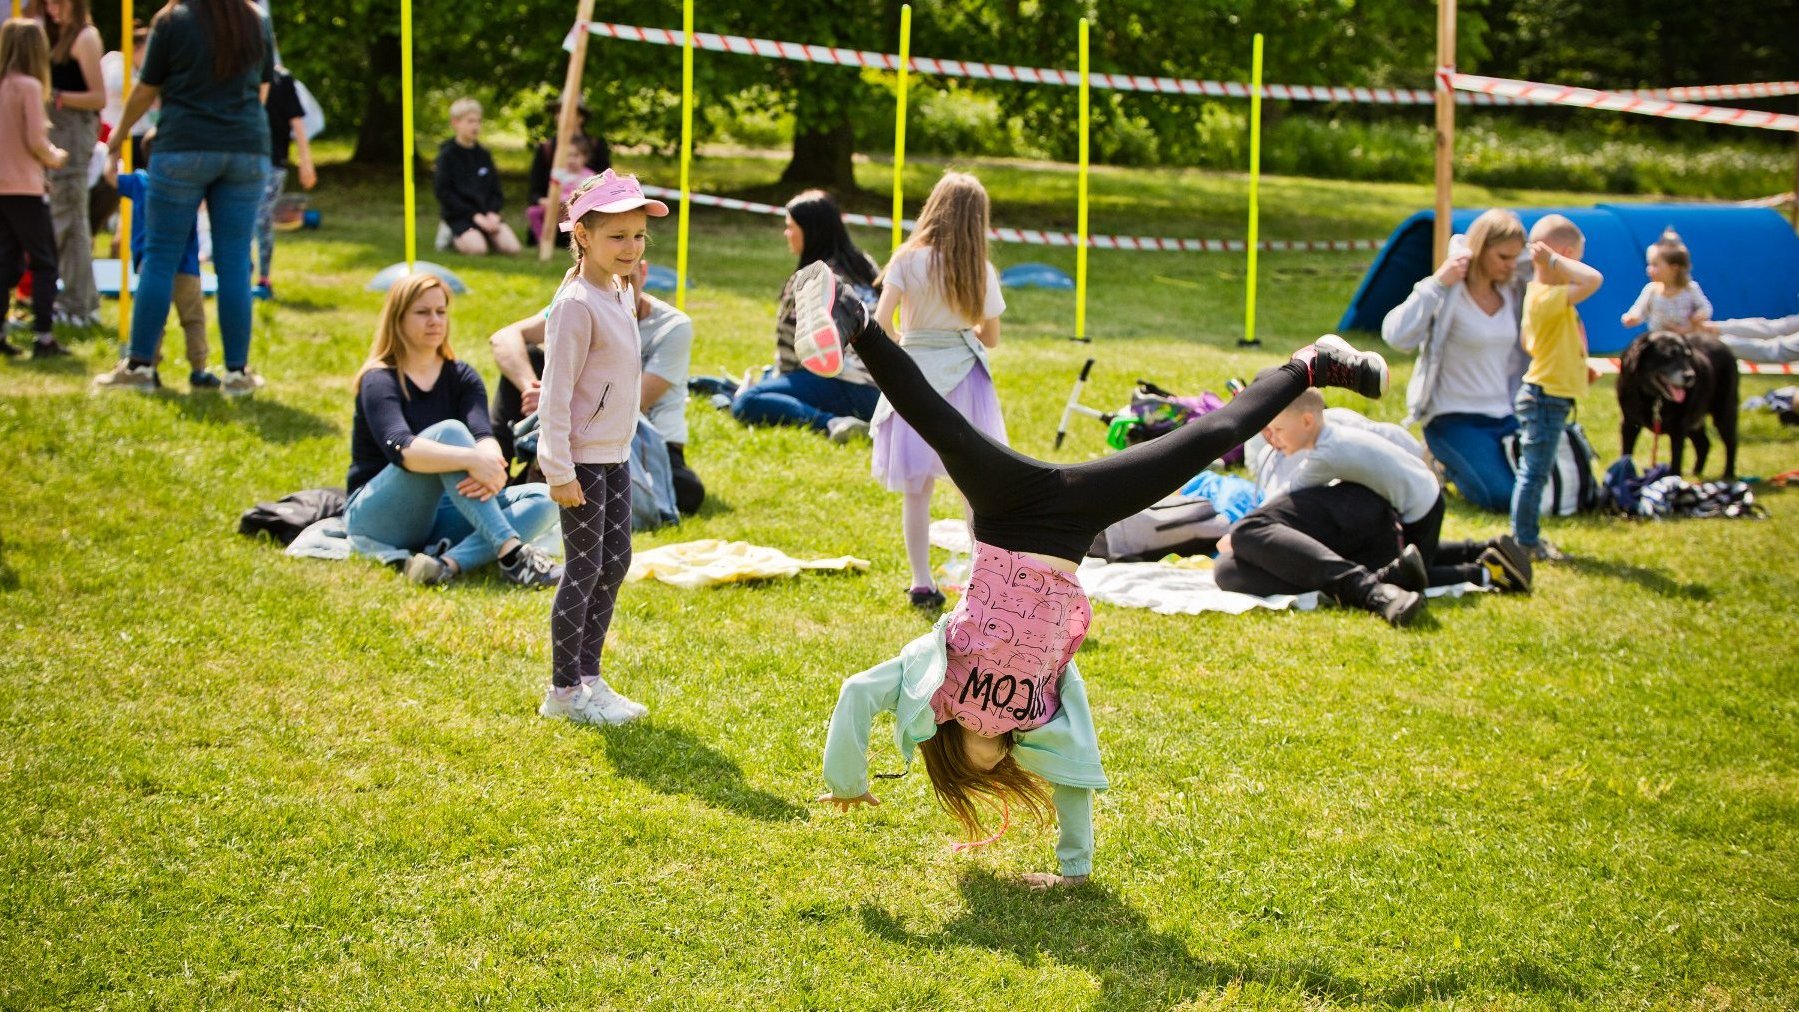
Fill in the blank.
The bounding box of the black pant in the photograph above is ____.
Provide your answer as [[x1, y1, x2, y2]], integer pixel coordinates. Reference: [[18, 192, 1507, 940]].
[[0, 194, 58, 335], [494, 346, 705, 515], [850, 317, 1311, 564], [1400, 492, 1486, 586], [1216, 483, 1401, 602]]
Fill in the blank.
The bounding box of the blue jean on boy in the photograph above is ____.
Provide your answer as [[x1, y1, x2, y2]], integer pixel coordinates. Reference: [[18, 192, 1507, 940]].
[[129, 150, 266, 371], [1509, 383, 1574, 548], [344, 420, 557, 573]]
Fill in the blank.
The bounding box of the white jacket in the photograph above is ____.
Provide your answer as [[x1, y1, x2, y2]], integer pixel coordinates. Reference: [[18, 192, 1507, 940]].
[[1380, 234, 1531, 427]]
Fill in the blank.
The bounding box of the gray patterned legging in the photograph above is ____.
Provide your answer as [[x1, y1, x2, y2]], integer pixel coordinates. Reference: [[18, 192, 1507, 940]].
[[552, 463, 634, 688]]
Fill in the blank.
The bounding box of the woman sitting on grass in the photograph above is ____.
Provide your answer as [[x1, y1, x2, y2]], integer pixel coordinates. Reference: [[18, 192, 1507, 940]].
[[343, 273, 563, 589]]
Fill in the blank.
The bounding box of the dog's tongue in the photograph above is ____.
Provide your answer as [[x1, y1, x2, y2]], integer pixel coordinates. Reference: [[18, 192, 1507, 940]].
[[1668, 386, 1687, 404]]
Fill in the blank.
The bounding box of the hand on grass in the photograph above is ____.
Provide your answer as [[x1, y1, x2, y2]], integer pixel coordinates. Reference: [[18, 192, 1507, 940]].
[[815, 792, 880, 811], [550, 480, 585, 508]]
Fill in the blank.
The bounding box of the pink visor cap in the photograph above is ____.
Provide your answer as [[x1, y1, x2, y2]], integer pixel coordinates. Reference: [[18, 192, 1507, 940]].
[[561, 169, 670, 230]]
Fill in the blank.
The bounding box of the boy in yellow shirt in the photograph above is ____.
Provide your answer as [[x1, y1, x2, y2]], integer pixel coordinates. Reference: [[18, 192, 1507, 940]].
[[1513, 215, 1603, 560]]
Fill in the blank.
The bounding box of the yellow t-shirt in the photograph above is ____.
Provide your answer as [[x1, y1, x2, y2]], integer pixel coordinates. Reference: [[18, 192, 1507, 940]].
[[1521, 282, 1588, 399]]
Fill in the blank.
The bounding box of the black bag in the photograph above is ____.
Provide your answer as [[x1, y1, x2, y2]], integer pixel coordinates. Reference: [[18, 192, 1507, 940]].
[[239, 487, 348, 545], [1088, 492, 1231, 563]]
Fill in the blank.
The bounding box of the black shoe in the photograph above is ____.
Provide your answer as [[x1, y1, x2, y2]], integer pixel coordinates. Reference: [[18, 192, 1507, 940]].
[[1307, 334, 1388, 399], [1480, 534, 1533, 593], [907, 586, 947, 613], [0, 338, 20, 358], [31, 336, 71, 359], [1363, 582, 1424, 627], [1375, 544, 1428, 593]]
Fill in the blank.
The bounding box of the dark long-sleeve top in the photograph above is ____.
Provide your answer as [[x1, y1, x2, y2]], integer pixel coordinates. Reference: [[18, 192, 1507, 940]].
[[433, 139, 503, 235], [347, 361, 494, 497]]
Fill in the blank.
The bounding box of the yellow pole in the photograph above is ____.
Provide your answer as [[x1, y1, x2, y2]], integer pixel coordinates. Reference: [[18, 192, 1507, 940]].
[[1075, 18, 1089, 342], [118, 0, 134, 343], [891, 4, 911, 253], [675, 0, 694, 309], [1433, 0, 1457, 265], [1241, 33, 1262, 347], [400, 0, 415, 269]]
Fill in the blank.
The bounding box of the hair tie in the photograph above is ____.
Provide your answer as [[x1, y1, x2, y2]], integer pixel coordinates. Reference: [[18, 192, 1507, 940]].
[[949, 799, 1011, 853]]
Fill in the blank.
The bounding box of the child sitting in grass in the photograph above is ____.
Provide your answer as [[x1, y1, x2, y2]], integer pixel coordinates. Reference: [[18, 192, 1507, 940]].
[[433, 97, 520, 256]]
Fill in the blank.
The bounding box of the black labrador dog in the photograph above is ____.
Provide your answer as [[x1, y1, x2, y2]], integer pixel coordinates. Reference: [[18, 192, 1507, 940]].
[[1617, 330, 1739, 479]]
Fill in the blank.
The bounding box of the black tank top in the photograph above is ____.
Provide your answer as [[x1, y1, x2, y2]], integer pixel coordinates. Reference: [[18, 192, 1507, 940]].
[[50, 55, 87, 93]]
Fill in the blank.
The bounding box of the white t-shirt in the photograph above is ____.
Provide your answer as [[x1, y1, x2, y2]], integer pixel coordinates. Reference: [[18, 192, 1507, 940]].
[[1433, 284, 1520, 418], [884, 246, 1005, 332], [1264, 422, 1442, 523], [637, 294, 692, 446]]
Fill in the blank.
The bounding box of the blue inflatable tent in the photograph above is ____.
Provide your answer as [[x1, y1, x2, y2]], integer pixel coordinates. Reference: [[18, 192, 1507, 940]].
[[1337, 204, 1799, 354]]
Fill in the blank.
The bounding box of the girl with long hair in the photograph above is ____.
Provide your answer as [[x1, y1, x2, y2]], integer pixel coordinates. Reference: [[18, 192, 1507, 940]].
[[343, 273, 563, 590], [0, 17, 70, 358], [730, 188, 884, 440], [36, 0, 102, 329], [796, 261, 1393, 886]]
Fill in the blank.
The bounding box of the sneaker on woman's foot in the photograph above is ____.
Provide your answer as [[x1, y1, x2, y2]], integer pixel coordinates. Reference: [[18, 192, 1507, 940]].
[[826, 416, 870, 443], [1303, 334, 1388, 399], [538, 684, 588, 722], [220, 367, 265, 397], [792, 261, 867, 378], [577, 679, 647, 724], [92, 359, 160, 393], [501, 543, 563, 589], [404, 552, 455, 586]]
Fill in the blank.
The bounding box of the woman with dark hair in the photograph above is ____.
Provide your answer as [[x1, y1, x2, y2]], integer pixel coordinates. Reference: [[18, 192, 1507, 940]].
[[729, 189, 884, 442], [38, 0, 103, 330], [97, 0, 273, 396]]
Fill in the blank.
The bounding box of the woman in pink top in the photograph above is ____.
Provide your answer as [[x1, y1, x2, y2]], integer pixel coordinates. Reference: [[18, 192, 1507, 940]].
[[535, 170, 667, 729], [796, 261, 1393, 884], [0, 18, 70, 358]]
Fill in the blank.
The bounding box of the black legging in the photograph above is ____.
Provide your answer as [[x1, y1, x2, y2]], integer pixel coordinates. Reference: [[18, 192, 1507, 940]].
[[551, 462, 634, 688], [850, 319, 1310, 564]]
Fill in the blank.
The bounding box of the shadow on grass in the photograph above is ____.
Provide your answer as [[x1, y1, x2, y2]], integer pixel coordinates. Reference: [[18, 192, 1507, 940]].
[[596, 722, 807, 824], [0, 531, 18, 591], [858, 869, 1578, 1007], [1561, 554, 1712, 601], [170, 391, 339, 444]]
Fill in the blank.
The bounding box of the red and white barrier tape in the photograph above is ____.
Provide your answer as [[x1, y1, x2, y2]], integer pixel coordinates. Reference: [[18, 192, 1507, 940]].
[[1452, 72, 1799, 132], [1588, 357, 1797, 376], [567, 21, 1537, 105], [639, 185, 1385, 253], [1635, 82, 1799, 102]]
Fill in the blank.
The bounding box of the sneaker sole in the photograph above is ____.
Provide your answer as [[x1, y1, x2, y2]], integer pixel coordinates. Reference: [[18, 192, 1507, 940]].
[[1316, 334, 1389, 399], [793, 263, 845, 378], [1488, 536, 1534, 592], [1387, 590, 1425, 627]]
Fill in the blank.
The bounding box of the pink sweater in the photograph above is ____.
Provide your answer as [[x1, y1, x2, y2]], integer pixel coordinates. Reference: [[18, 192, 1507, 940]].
[[932, 543, 1092, 737], [0, 74, 51, 196], [537, 274, 642, 486]]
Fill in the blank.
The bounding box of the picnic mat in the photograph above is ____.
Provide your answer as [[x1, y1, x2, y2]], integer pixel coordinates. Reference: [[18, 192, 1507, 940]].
[[627, 539, 868, 589]]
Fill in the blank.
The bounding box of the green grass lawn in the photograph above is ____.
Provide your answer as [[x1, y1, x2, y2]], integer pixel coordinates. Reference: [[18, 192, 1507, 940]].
[[3, 150, 1796, 1009]]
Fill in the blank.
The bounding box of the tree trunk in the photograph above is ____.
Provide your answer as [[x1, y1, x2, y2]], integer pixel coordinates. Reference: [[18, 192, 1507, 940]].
[[351, 31, 404, 166], [780, 118, 858, 192]]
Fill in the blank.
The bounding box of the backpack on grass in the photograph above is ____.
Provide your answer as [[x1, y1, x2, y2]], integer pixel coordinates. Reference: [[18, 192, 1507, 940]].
[[1501, 421, 1601, 517]]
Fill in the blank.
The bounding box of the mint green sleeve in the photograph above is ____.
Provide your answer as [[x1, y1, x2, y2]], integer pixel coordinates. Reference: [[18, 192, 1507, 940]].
[[1052, 784, 1094, 878], [822, 661, 903, 799]]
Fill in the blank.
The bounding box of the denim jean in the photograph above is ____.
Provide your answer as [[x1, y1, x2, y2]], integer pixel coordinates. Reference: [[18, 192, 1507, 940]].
[[1423, 412, 1519, 513], [344, 420, 557, 573], [731, 369, 881, 431], [130, 150, 266, 370], [1509, 384, 1574, 548], [254, 162, 287, 281]]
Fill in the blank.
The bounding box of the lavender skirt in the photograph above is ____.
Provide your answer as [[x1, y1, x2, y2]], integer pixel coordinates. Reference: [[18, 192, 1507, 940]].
[[870, 363, 1009, 494]]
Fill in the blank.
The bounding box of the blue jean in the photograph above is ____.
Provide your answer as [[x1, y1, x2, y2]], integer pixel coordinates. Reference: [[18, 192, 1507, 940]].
[[254, 162, 286, 281], [731, 369, 881, 431], [1424, 412, 1519, 513], [129, 150, 265, 370], [1509, 384, 1574, 548], [344, 420, 557, 573]]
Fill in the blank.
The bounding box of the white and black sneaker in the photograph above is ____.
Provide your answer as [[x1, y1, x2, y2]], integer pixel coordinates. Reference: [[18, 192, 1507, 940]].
[[1305, 334, 1389, 400], [404, 552, 456, 586], [791, 261, 866, 378], [501, 543, 563, 589]]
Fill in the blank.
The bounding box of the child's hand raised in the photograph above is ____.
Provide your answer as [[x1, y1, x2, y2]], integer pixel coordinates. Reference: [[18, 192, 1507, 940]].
[[815, 792, 880, 811], [1529, 240, 1556, 275], [550, 480, 585, 508]]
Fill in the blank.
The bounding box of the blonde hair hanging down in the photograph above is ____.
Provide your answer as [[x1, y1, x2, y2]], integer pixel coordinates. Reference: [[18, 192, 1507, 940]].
[[0, 18, 52, 94], [881, 171, 992, 325], [354, 273, 455, 395], [917, 721, 1052, 845], [1463, 207, 1526, 290]]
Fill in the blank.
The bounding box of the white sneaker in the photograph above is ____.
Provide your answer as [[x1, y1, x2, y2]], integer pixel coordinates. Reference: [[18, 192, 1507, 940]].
[[791, 261, 848, 378], [826, 416, 870, 443], [578, 679, 646, 724], [92, 359, 161, 393], [220, 367, 266, 397], [538, 684, 589, 722]]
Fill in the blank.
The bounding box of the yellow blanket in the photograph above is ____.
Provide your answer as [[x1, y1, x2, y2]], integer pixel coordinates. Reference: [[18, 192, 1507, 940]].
[[626, 539, 869, 589]]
